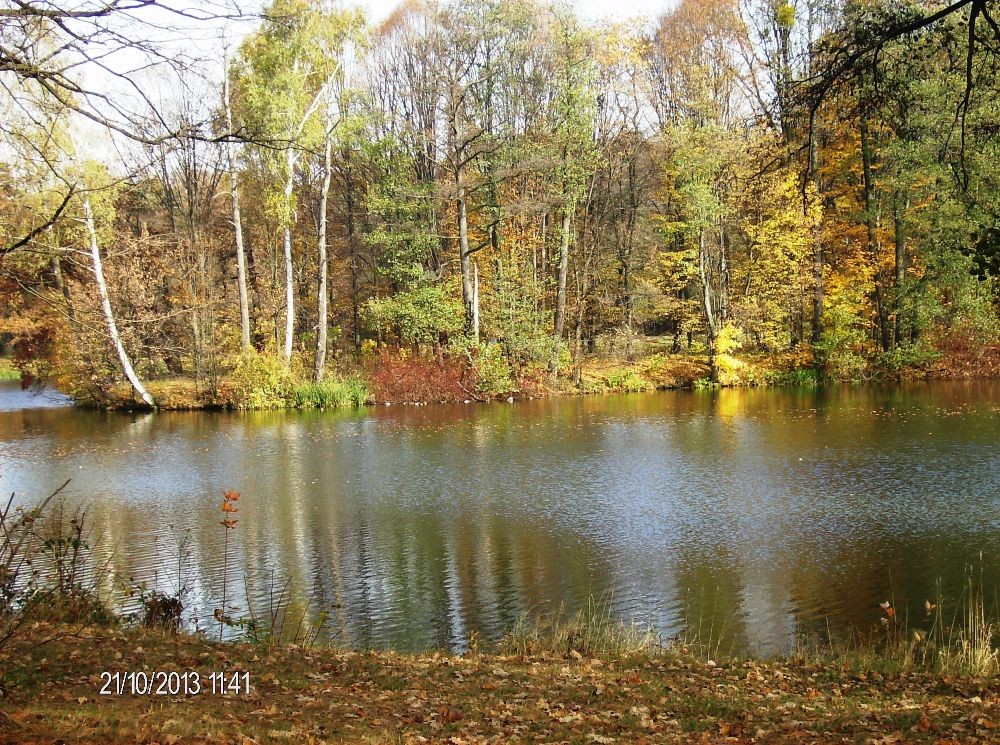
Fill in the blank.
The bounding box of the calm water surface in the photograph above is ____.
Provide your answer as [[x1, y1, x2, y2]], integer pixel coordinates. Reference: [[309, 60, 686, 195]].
[[1, 380, 998, 654]]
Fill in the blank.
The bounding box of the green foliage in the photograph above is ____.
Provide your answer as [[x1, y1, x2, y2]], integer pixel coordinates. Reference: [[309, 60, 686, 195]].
[[227, 350, 294, 410], [293, 377, 369, 408], [816, 303, 869, 381], [472, 343, 516, 396], [451, 340, 516, 396], [876, 340, 940, 374], [0, 358, 19, 381], [363, 284, 464, 346], [363, 138, 439, 289], [604, 368, 651, 393]]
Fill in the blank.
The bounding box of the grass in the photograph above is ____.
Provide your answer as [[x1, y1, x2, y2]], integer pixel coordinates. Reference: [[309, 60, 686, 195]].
[[0, 357, 19, 381], [1, 620, 996, 744], [96, 375, 370, 411], [796, 575, 999, 678], [292, 376, 369, 409], [497, 597, 662, 659]]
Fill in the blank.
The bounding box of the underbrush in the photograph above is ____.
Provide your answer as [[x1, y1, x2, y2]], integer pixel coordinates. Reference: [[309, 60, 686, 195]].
[[798, 576, 999, 677], [368, 349, 476, 403], [1, 485, 117, 670], [224, 350, 369, 410], [497, 598, 665, 659], [0, 357, 19, 381]]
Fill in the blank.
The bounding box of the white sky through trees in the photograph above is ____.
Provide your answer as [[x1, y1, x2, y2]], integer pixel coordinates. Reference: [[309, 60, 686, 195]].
[[359, 0, 671, 23], [64, 0, 672, 164]]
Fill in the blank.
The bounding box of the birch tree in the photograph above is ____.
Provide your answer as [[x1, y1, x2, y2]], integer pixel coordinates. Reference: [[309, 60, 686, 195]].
[[80, 185, 155, 407], [223, 48, 252, 351], [235, 0, 356, 364]]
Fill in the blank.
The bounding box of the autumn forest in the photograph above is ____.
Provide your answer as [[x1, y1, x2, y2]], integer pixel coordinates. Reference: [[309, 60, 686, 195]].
[[2, 0, 1000, 408]]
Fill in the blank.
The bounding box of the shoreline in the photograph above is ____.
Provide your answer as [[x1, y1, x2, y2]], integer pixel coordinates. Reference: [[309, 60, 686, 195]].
[[72, 367, 1000, 412], [8, 342, 999, 412], [3, 623, 997, 743]]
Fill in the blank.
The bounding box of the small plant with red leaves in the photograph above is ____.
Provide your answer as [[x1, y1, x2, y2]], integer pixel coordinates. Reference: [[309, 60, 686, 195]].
[[216, 490, 239, 639]]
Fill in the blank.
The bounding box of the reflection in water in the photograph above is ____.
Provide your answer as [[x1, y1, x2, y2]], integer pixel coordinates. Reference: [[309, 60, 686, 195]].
[[1, 381, 998, 653]]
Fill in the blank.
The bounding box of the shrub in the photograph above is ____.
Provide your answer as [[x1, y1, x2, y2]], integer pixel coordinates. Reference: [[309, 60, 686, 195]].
[[368, 349, 474, 403], [714, 323, 749, 385], [227, 350, 293, 410], [468, 343, 516, 396], [815, 302, 869, 381], [0, 358, 19, 382], [141, 591, 184, 631], [876, 340, 941, 375], [362, 284, 464, 346], [604, 368, 651, 393]]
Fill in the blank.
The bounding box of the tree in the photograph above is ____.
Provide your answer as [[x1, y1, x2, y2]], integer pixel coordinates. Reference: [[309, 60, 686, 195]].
[[235, 0, 356, 364]]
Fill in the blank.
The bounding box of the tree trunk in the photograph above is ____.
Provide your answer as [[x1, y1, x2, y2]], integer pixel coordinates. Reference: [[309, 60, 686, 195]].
[[224, 64, 252, 351], [282, 146, 296, 364], [698, 227, 718, 383], [314, 133, 332, 382], [51, 253, 73, 316], [472, 261, 480, 341], [893, 190, 906, 346], [859, 107, 890, 351], [82, 194, 154, 407], [457, 171, 477, 340], [554, 207, 570, 341], [344, 149, 361, 353], [808, 108, 824, 349]]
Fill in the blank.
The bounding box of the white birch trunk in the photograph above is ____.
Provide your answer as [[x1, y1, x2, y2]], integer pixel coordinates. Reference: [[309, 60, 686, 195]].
[[224, 61, 252, 350], [282, 146, 296, 365], [472, 261, 480, 342], [313, 132, 332, 382], [83, 194, 155, 407]]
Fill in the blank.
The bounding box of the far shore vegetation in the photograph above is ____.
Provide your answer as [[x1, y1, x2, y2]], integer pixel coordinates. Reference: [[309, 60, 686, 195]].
[[3, 0, 1000, 411]]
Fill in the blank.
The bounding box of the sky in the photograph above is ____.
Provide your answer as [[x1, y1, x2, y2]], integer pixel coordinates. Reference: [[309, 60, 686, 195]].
[[65, 0, 675, 159], [355, 0, 672, 23]]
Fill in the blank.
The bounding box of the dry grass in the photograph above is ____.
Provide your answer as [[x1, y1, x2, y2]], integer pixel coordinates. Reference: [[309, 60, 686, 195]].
[[1, 622, 997, 744], [796, 574, 998, 678], [497, 598, 664, 659]]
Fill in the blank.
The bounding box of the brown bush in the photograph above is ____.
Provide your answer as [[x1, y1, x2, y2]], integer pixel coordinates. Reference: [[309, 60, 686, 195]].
[[368, 349, 477, 403]]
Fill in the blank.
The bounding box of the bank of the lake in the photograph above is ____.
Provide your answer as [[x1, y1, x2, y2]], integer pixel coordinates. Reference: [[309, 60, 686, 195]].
[[50, 338, 1000, 411], [3, 623, 998, 744]]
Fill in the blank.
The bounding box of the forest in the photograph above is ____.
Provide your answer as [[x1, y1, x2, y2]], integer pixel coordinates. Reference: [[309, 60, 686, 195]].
[[2, 0, 1000, 408]]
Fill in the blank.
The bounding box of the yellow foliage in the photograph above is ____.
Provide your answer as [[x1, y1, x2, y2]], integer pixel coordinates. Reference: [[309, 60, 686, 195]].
[[715, 322, 748, 385]]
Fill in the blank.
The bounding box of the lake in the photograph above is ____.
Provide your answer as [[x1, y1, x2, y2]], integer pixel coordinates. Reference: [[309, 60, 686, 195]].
[[1, 380, 998, 654]]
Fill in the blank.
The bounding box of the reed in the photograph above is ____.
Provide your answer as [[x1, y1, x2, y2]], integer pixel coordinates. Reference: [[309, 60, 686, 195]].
[[497, 597, 663, 659]]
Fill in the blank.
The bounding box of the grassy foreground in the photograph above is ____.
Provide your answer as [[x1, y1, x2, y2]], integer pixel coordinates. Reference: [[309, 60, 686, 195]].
[[2, 624, 997, 744]]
